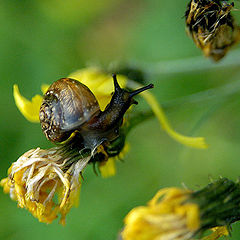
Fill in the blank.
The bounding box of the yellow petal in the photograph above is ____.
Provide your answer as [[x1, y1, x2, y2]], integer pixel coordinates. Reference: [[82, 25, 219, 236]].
[[13, 85, 42, 123], [183, 204, 200, 230], [41, 84, 50, 94], [99, 158, 116, 178], [99, 142, 130, 178], [126, 80, 208, 149]]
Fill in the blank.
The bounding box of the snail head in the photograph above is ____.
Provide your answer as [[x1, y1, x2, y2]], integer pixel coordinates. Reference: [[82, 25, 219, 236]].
[[110, 73, 154, 112], [94, 73, 154, 134]]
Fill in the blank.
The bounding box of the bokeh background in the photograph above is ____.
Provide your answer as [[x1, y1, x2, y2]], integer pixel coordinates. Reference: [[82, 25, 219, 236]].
[[1, 0, 240, 239]]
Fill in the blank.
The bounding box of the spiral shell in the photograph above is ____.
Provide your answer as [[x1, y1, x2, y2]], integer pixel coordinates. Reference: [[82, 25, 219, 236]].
[[39, 78, 100, 142]]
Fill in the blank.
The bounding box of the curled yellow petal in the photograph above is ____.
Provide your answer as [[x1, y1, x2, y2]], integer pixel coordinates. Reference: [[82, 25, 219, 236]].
[[126, 80, 208, 149], [13, 85, 42, 123]]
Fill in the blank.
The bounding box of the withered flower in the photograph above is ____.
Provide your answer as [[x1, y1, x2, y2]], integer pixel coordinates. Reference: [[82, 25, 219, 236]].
[[1, 146, 91, 225], [185, 0, 240, 61]]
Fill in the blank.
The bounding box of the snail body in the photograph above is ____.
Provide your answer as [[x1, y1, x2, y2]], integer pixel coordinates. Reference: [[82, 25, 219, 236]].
[[40, 74, 153, 151]]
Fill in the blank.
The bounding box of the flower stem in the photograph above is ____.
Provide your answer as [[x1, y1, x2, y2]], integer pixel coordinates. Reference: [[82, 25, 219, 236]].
[[129, 49, 240, 77]]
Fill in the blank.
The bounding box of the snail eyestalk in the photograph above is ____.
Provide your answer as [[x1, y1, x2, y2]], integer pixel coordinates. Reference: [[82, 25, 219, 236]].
[[97, 74, 154, 131], [112, 73, 122, 92], [129, 83, 154, 98], [112, 73, 154, 97], [111, 73, 154, 109]]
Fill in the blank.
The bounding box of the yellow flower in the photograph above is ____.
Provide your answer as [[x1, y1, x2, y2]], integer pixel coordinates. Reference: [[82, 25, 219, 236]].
[[1, 147, 90, 225], [122, 178, 236, 240], [13, 67, 208, 150], [122, 188, 200, 240]]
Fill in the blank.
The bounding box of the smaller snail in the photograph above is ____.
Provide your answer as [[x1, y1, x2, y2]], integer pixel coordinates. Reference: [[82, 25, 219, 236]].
[[40, 74, 153, 151]]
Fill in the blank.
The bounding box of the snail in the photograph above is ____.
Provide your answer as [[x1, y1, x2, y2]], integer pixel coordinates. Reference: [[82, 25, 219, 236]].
[[39, 74, 154, 152]]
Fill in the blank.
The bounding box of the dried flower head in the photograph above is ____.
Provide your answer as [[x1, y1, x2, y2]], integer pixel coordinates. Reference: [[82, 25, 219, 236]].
[[185, 0, 240, 61], [1, 147, 90, 225]]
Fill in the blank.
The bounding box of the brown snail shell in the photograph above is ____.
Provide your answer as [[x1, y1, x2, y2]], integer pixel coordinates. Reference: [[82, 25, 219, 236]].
[[39, 78, 100, 143]]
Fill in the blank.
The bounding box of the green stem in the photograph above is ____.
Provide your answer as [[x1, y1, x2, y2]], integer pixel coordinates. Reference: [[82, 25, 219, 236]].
[[161, 78, 240, 108], [128, 49, 240, 76]]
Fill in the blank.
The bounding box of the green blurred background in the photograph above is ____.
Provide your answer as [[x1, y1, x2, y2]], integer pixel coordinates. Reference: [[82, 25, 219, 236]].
[[1, 0, 240, 239]]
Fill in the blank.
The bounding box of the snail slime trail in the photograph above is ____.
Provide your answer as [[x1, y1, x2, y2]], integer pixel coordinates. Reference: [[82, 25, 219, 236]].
[[39, 74, 154, 155]]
